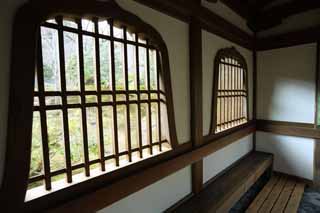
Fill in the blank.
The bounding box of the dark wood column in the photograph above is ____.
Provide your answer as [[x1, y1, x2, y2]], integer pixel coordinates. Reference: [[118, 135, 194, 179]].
[[190, 0, 203, 194], [314, 41, 320, 189], [253, 33, 258, 151]]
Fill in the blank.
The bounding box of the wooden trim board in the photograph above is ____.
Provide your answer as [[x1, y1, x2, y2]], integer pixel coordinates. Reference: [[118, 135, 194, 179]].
[[256, 120, 320, 139], [47, 124, 255, 212]]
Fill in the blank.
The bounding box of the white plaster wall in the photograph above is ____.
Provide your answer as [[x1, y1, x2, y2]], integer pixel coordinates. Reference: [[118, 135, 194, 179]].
[[202, 29, 254, 136], [99, 166, 192, 213], [257, 44, 317, 181], [203, 134, 253, 183], [116, 0, 190, 144], [256, 131, 314, 180], [0, 0, 28, 188], [257, 44, 317, 123], [201, 0, 253, 35]]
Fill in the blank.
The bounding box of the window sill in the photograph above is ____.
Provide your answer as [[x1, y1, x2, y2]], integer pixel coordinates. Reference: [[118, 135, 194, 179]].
[[25, 143, 172, 202]]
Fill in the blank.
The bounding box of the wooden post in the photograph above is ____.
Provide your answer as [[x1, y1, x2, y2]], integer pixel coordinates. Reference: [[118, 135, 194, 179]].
[[314, 41, 320, 189], [253, 33, 258, 151], [190, 0, 203, 194]]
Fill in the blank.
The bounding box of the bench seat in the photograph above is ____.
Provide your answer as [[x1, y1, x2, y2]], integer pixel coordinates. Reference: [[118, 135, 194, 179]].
[[168, 151, 273, 213]]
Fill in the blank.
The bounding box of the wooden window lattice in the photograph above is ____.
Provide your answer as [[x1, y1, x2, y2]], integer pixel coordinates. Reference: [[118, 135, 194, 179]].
[[29, 16, 171, 191], [212, 47, 249, 134]]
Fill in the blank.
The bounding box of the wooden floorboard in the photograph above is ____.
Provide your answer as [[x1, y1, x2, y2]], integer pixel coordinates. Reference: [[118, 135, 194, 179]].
[[246, 173, 305, 213], [284, 182, 305, 213], [246, 175, 280, 212], [271, 178, 296, 213]]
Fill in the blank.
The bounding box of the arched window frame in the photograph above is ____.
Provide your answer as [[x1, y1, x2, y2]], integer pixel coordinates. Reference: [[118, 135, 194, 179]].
[[1, 0, 178, 211], [210, 47, 249, 134]]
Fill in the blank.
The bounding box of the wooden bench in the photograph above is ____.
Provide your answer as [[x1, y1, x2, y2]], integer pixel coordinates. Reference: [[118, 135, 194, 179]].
[[167, 151, 273, 213]]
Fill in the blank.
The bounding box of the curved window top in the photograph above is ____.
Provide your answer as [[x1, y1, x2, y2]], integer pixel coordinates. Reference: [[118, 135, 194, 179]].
[[210, 47, 249, 134], [2, 1, 177, 212]]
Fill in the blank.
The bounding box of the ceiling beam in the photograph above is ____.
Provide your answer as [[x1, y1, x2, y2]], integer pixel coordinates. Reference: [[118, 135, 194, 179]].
[[250, 0, 320, 32], [255, 0, 278, 10], [207, 0, 320, 32], [262, 0, 320, 20], [205, 0, 249, 19]]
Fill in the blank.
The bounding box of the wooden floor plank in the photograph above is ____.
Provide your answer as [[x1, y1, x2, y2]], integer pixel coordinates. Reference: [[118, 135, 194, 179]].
[[259, 175, 287, 213], [271, 178, 296, 213], [284, 182, 305, 213], [246, 175, 280, 213]]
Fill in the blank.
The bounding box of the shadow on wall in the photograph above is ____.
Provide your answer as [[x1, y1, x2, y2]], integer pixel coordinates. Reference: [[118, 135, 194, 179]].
[[258, 44, 316, 123], [263, 78, 315, 123]]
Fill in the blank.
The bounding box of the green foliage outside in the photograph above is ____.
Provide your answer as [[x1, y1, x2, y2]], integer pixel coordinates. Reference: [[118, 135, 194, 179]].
[[29, 25, 161, 189]]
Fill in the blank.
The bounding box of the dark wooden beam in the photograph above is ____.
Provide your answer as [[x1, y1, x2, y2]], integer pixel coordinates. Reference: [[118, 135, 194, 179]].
[[220, 0, 249, 19], [253, 34, 258, 150], [314, 42, 320, 189], [190, 0, 204, 194], [199, 6, 253, 49], [262, 0, 320, 20], [47, 124, 256, 213], [134, 0, 254, 49], [314, 140, 320, 188], [256, 120, 320, 139], [255, 0, 278, 10], [134, 0, 191, 22], [257, 25, 320, 51], [254, 0, 320, 32]]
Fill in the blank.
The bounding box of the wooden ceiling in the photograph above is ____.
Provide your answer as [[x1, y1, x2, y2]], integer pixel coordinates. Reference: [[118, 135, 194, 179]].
[[207, 0, 320, 32]]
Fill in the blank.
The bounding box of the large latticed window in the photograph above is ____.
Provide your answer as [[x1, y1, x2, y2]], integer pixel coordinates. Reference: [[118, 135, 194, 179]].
[[211, 47, 249, 134], [27, 16, 172, 199]]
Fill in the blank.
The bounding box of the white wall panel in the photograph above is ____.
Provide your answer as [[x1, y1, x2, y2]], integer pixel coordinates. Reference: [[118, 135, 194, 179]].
[[256, 131, 314, 180], [257, 44, 317, 123], [116, 0, 190, 144], [99, 166, 192, 213], [203, 134, 253, 183]]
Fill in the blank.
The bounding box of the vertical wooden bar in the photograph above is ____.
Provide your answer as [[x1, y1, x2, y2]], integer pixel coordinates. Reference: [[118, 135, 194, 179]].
[[37, 30, 52, 190], [190, 12, 203, 194], [239, 66, 242, 121], [237, 66, 240, 123], [123, 27, 132, 162], [136, 33, 143, 158], [77, 19, 90, 176], [156, 51, 162, 151], [235, 64, 238, 124], [94, 18, 106, 171], [218, 64, 221, 132], [227, 59, 230, 128], [314, 140, 320, 189], [230, 60, 233, 126], [314, 41, 320, 188], [223, 63, 225, 130], [232, 60, 235, 126], [253, 39, 258, 150], [245, 65, 249, 121], [110, 19, 120, 166], [146, 40, 153, 155], [56, 17, 72, 182], [240, 67, 242, 120], [224, 63, 227, 129], [253, 39, 257, 122]]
